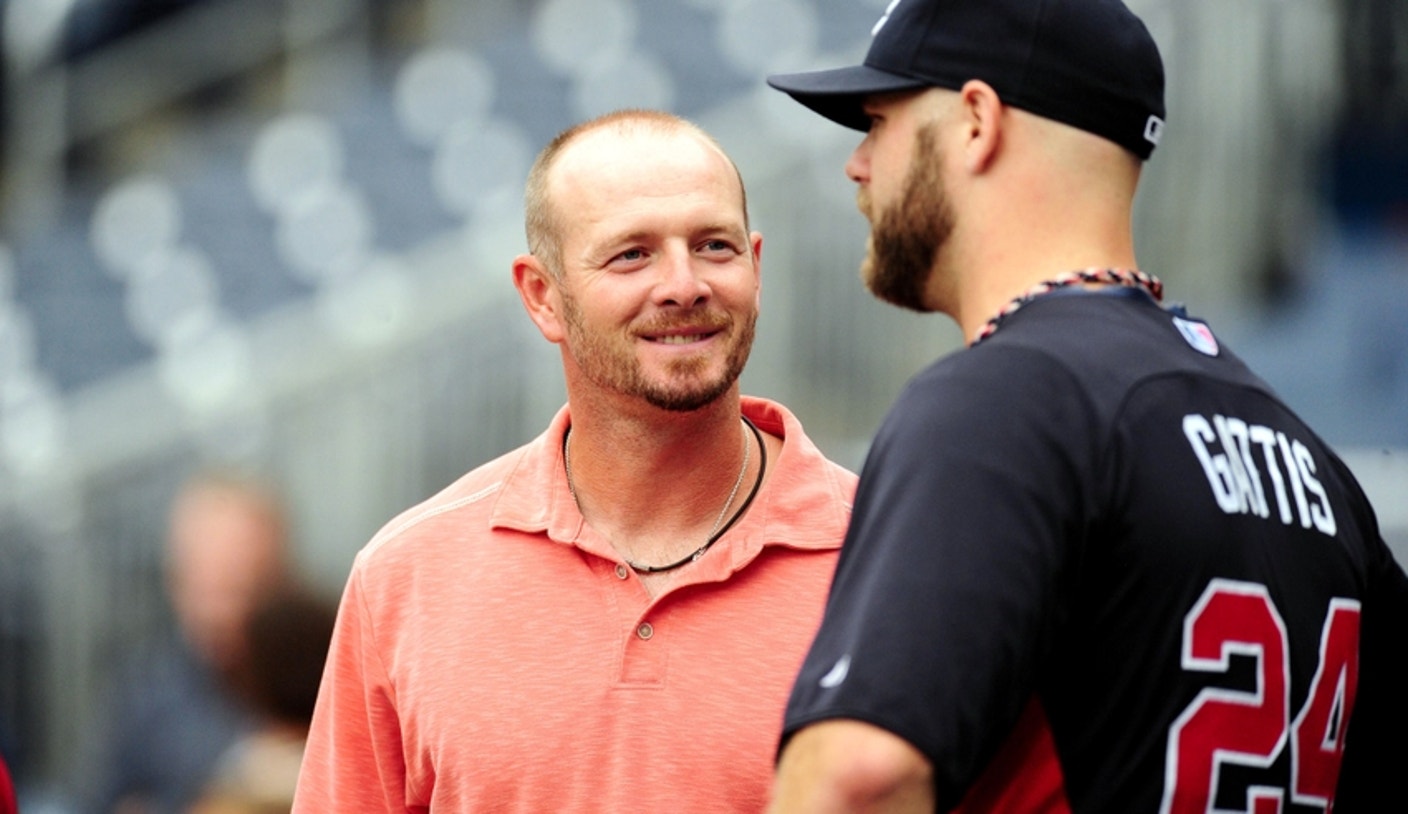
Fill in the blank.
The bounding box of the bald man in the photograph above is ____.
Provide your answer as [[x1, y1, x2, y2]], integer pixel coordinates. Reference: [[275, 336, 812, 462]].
[[293, 110, 857, 813]]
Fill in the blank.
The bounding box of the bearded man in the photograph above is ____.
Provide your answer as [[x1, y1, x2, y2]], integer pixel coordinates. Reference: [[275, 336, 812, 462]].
[[765, 0, 1408, 811]]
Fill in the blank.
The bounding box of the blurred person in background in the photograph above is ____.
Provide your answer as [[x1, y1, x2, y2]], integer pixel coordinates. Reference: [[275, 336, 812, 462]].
[[75, 470, 294, 814], [292, 109, 859, 812], [190, 585, 337, 814]]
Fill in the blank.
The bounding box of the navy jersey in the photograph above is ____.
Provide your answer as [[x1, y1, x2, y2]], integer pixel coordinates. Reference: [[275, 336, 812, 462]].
[[783, 288, 1408, 813]]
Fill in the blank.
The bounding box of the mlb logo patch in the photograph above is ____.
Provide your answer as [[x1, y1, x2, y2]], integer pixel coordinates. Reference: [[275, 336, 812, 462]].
[[1144, 115, 1165, 147], [1173, 316, 1219, 357]]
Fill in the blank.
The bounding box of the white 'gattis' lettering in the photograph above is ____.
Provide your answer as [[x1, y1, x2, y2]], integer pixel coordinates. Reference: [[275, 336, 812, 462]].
[[1182, 413, 1336, 536]]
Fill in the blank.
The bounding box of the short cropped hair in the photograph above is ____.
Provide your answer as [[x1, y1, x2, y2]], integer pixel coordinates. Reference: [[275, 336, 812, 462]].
[[523, 109, 749, 279]]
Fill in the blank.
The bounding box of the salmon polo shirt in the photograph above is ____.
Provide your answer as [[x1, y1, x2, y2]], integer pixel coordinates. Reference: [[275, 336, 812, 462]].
[[292, 397, 857, 813]]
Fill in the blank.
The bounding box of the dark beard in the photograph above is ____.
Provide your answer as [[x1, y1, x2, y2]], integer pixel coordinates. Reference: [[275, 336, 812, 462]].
[[861, 124, 955, 313]]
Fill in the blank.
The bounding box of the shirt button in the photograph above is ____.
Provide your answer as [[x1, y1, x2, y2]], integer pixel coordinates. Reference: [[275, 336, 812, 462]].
[[614, 564, 629, 579], [636, 622, 654, 640]]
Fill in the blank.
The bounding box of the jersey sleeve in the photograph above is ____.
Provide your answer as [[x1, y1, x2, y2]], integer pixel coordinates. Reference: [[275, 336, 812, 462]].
[[293, 562, 413, 814], [782, 347, 1093, 809]]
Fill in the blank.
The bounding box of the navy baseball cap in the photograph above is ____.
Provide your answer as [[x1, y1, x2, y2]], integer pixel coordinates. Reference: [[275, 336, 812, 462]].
[[766, 0, 1166, 160]]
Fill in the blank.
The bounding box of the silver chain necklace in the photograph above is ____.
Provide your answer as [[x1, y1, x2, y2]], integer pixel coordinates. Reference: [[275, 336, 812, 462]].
[[563, 417, 763, 573]]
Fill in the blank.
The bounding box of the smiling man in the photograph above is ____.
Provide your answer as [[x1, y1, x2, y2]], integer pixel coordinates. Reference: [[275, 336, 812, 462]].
[[291, 110, 858, 813]]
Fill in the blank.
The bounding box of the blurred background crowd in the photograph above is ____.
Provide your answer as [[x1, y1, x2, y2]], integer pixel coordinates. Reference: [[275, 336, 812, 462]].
[[0, 0, 1404, 810]]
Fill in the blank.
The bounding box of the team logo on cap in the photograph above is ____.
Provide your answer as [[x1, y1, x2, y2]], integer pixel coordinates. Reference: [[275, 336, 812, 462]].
[[872, 0, 904, 35], [1144, 115, 1166, 147]]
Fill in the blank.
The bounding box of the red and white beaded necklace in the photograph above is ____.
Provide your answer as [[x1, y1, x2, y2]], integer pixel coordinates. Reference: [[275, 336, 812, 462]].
[[971, 267, 1163, 345]]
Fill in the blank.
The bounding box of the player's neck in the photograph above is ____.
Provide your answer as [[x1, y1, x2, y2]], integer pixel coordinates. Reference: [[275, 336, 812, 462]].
[[950, 139, 1140, 341], [950, 206, 1138, 343]]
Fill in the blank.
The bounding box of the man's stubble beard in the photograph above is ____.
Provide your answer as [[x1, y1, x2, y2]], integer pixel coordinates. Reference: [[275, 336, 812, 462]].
[[560, 290, 757, 413], [858, 124, 956, 314]]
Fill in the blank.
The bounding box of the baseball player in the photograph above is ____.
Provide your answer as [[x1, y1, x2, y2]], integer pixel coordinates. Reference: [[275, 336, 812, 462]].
[[764, 0, 1408, 811]]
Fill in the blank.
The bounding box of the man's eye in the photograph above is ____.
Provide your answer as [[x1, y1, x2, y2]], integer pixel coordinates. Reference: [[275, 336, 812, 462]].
[[616, 248, 646, 262], [702, 239, 734, 253]]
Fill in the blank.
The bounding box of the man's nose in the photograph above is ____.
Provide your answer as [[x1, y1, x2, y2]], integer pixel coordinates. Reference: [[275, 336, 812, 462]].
[[654, 247, 710, 307], [845, 134, 872, 185]]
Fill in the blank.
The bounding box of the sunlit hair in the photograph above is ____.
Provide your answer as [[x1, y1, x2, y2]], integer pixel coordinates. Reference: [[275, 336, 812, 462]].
[[523, 109, 750, 279]]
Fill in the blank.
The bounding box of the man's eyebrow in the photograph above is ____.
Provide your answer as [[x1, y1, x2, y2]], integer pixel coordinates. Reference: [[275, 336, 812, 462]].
[[602, 229, 653, 246], [694, 222, 748, 239]]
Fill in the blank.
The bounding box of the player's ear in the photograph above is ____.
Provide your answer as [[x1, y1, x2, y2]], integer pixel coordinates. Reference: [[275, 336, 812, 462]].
[[959, 79, 1003, 174], [512, 254, 567, 344]]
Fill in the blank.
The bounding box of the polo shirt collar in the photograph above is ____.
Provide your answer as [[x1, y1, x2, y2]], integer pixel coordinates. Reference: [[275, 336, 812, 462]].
[[489, 398, 849, 564]]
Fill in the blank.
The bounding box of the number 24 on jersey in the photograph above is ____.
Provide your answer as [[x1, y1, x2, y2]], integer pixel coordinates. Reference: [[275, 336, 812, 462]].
[[1162, 579, 1359, 814]]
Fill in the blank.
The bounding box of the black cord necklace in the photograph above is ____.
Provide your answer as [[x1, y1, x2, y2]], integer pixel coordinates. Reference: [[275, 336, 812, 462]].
[[563, 416, 768, 574]]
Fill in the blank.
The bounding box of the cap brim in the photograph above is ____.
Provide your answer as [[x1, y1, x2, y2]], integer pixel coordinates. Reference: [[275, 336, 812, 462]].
[[766, 65, 930, 131]]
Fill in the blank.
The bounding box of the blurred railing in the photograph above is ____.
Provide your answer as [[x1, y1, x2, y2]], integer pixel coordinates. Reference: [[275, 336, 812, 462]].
[[2, 0, 374, 235]]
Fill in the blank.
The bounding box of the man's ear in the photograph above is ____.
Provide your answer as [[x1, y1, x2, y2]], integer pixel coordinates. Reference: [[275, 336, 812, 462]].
[[749, 230, 764, 307], [511, 253, 566, 344], [959, 79, 1003, 174]]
